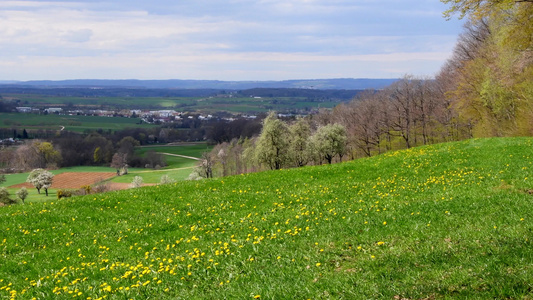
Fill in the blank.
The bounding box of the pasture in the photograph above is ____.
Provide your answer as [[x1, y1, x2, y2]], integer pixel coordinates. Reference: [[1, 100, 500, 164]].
[[1, 137, 532, 299], [0, 113, 156, 134]]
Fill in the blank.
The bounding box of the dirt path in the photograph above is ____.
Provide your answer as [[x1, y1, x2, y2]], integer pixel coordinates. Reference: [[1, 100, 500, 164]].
[[133, 166, 195, 173], [158, 152, 202, 161]]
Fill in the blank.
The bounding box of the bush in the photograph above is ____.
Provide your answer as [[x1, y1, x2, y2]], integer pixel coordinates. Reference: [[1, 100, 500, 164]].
[[160, 175, 176, 185], [79, 185, 92, 195], [130, 176, 144, 188], [16, 187, 28, 204], [187, 170, 203, 181], [0, 187, 16, 205], [92, 182, 112, 194], [57, 189, 74, 199]]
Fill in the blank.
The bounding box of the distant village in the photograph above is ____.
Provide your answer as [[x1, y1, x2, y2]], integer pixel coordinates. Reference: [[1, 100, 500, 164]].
[[14, 106, 260, 124]]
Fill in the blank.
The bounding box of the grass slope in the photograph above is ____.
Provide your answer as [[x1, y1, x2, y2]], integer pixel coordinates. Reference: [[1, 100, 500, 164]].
[[1, 138, 532, 299]]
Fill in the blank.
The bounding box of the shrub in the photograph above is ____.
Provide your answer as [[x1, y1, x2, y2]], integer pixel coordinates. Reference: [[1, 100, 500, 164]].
[[15, 187, 28, 204], [130, 176, 144, 188], [79, 185, 92, 195], [92, 182, 112, 194], [0, 187, 16, 205], [187, 170, 203, 181], [57, 189, 73, 199], [160, 175, 176, 185]]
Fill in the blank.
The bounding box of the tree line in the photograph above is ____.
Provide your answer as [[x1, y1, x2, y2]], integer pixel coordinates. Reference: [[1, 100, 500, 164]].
[[0, 135, 166, 173], [191, 112, 347, 178], [0, 116, 262, 173]]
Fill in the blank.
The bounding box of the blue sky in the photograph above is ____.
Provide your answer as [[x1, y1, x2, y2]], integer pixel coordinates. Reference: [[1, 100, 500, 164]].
[[0, 0, 464, 81]]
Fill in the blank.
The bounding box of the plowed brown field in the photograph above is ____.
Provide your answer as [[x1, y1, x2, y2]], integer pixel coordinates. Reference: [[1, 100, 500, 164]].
[[9, 172, 116, 189]]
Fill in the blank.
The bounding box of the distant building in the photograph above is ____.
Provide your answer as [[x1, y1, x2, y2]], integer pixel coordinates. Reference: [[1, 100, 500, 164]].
[[16, 107, 32, 113], [45, 108, 63, 114], [149, 110, 176, 117]]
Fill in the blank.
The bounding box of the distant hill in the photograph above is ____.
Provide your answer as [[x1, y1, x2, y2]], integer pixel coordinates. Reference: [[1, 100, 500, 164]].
[[2, 78, 397, 90]]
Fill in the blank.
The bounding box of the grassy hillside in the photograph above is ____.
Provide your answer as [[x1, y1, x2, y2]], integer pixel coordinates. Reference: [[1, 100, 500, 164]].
[[1, 138, 532, 299]]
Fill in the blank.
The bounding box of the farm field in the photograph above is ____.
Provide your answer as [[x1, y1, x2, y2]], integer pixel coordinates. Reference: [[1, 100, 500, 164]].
[[1, 137, 532, 299], [0, 112, 156, 134], [1, 93, 337, 114], [1, 93, 200, 109], [1, 144, 207, 202]]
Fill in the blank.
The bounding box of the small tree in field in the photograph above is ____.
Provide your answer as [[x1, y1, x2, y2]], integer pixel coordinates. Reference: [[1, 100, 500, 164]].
[[16, 187, 28, 204], [0, 174, 6, 185], [130, 176, 143, 188], [27, 168, 54, 196], [111, 153, 128, 175]]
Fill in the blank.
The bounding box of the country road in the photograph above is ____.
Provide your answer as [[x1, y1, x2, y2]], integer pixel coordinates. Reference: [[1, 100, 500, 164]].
[[133, 152, 201, 173]]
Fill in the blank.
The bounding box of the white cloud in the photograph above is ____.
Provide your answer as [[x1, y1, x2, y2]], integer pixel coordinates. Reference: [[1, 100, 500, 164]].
[[0, 0, 464, 80]]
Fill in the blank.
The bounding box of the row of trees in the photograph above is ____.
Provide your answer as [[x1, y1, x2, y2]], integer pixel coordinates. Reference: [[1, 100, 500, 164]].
[[326, 75, 471, 158], [193, 112, 347, 178], [0, 135, 166, 172]]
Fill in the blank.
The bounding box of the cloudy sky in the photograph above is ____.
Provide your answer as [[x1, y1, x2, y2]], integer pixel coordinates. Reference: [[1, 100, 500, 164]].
[[0, 0, 464, 81]]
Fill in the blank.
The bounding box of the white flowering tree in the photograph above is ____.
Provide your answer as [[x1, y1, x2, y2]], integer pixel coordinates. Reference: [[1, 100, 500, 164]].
[[26, 168, 54, 196]]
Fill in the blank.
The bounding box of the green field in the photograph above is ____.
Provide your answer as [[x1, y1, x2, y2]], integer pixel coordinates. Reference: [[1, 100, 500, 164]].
[[0, 112, 157, 134], [0, 144, 208, 202], [2, 94, 199, 109], [109, 143, 211, 184], [3, 93, 335, 114], [1, 138, 532, 299]]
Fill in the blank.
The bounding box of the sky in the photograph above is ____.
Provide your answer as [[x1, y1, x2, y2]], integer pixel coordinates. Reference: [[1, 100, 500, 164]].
[[0, 0, 465, 81]]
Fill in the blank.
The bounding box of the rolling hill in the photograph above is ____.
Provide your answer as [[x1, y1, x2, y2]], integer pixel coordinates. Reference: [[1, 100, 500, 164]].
[[1, 137, 532, 299]]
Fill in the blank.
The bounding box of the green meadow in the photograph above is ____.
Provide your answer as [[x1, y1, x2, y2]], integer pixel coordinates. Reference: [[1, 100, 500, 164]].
[[2, 93, 334, 114], [0, 113, 156, 133], [109, 144, 210, 184], [1, 138, 532, 299]]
